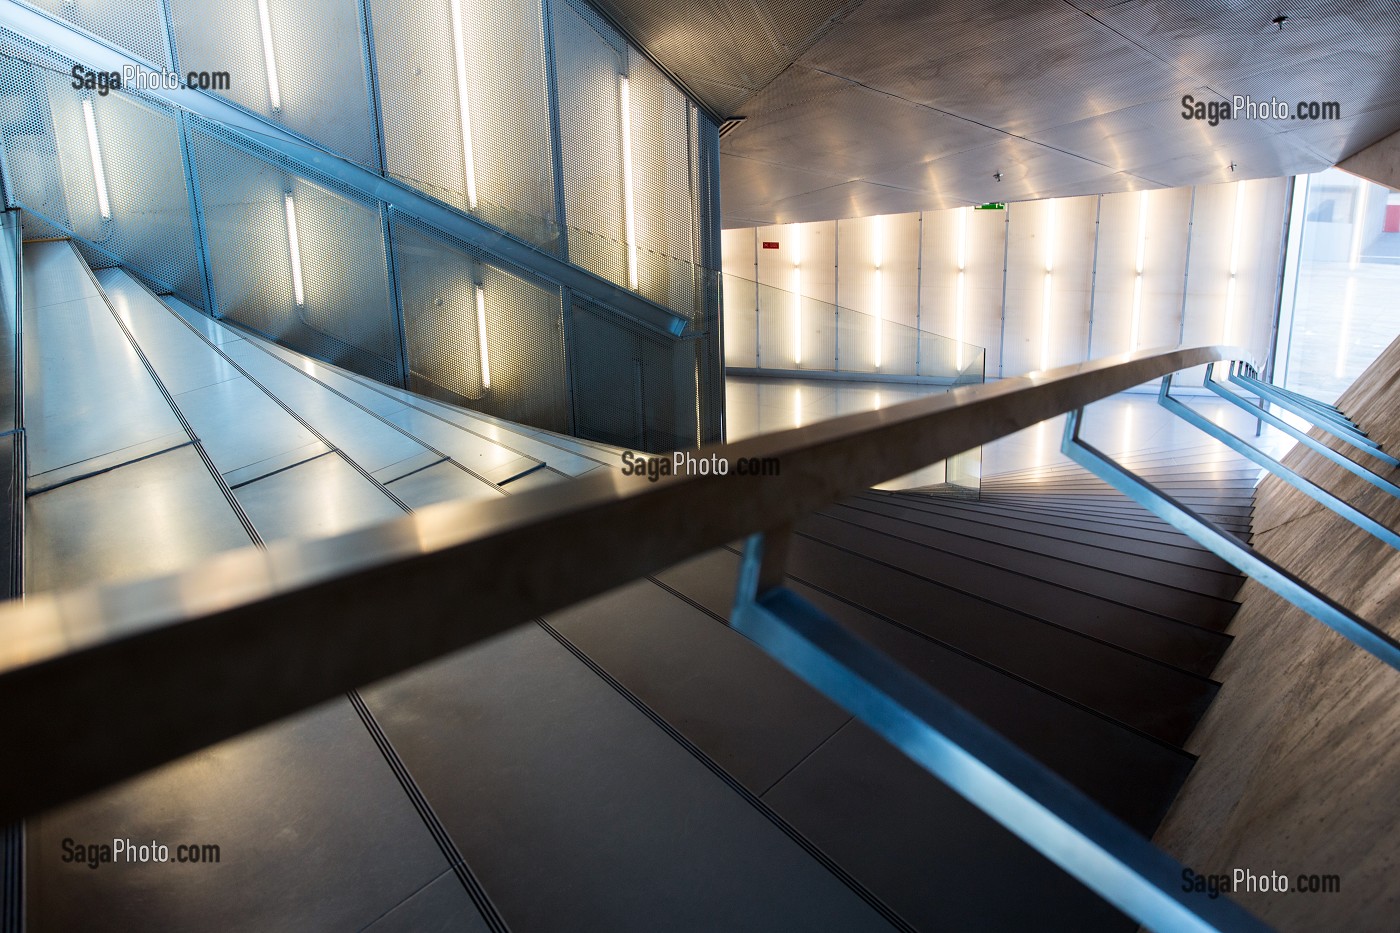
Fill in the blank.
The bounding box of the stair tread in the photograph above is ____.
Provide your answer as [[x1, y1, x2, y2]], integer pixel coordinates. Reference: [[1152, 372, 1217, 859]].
[[796, 513, 1233, 668], [827, 498, 1243, 603]]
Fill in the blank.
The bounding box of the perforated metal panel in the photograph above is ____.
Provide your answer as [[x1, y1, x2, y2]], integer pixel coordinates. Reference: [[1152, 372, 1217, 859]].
[[392, 215, 569, 432], [189, 122, 401, 385], [371, 0, 557, 248], [0, 36, 201, 299], [551, 0, 627, 286], [22, 0, 172, 69], [0, 42, 73, 224], [0, 3, 724, 451], [570, 297, 694, 451], [168, 0, 380, 169], [627, 51, 699, 320]]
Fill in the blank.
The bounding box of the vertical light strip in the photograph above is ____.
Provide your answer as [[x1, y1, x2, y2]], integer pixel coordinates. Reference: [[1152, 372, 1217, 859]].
[[956, 207, 968, 368], [283, 193, 305, 306], [1223, 182, 1245, 344], [475, 284, 491, 390], [792, 224, 802, 365], [873, 216, 884, 369], [450, 0, 479, 210], [1040, 199, 1055, 370], [619, 76, 639, 290], [257, 0, 282, 112], [1130, 190, 1148, 350], [81, 99, 111, 219]]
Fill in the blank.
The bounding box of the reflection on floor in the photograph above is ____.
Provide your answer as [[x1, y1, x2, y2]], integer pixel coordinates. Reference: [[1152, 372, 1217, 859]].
[[725, 374, 1295, 479]]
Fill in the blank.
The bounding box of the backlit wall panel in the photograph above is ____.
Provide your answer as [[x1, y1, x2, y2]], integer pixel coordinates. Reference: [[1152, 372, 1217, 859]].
[[551, 0, 628, 283], [372, 0, 557, 248], [25, 0, 171, 70], [920, 207, 1006, 376], [627, 51, 700, 320], [170, 0, 380, 170], [1090, 188, 1192, 360], [393, 217, 569, 432], [190, 125, 401, 386], [0, 46, 200, 300], [724, 179, 1287, 386]]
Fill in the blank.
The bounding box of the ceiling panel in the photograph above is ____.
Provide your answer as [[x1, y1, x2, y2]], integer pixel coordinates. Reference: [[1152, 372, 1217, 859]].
[[585, 0, 859, 112], [721, 67, 1004, 178], [805, 5, 1185, 136], [797, 0, 1069, 93], [595, 0, 1400, 225], [865, 136, 1128, 204], [1024, 87, 1290, 174], [1273, 100, 1400, 165], [1094, 0, 1400, 84]]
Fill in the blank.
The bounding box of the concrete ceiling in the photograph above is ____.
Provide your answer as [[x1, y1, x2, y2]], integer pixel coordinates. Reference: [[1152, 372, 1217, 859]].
[[590, 0, 1400, 226]]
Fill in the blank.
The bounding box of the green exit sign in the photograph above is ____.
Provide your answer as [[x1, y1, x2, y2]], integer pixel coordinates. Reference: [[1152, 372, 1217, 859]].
[[974, 202, 1006, 210]]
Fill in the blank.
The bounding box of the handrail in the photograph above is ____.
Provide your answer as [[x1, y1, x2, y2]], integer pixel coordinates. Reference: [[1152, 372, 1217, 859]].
[[1202, 364, 1400, 500], [1064, 402, 1400, 673], [1231, 364, 1396, 462], [0, 343, 1241, 825]]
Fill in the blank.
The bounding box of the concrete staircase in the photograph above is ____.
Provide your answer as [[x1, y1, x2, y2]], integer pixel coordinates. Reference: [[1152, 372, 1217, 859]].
[[17, 239, 1262, 932]]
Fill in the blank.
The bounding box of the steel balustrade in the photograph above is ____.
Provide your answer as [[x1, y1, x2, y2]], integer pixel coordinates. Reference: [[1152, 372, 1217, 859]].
[[3, 339, 1397, 931], [1202, 363, 1400, 500], [1061, 405, 1400, 676], [1230, 364, 1398, 465]]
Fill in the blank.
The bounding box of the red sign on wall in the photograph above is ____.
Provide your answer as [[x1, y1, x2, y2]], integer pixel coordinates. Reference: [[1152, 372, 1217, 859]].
[[762, 241, 780, 249]]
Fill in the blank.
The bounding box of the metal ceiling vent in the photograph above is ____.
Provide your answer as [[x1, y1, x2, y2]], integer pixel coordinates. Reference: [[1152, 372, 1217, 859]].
[[717, 116, 747, 138]]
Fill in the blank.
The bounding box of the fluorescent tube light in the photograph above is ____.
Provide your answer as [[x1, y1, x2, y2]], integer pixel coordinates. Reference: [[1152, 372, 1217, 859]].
[[475, 284, 491, 390], [449, 0, 478, 210], [257, 0, 282, 111], [81, 99, 111, 219], [620, 76, 638, 289], [284, 193, 305, 306]]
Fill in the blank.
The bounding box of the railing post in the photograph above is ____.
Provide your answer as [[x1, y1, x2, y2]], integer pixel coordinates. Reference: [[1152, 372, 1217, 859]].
[[734, 525, 793, 610]]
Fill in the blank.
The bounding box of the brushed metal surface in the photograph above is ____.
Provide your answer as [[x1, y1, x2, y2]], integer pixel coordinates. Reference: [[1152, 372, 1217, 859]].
[[361, 623, 891, 931], [590, 0, 1400, 223], [233, 452, 405, 542], [26, 700, 458, 933], [24, 444, 253, 593], [21, 243, 189, 479], [0, 342, 1244, 822]]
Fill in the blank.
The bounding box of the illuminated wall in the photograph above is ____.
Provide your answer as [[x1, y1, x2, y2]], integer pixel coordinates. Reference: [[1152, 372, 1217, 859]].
[[724, 179, 1288, 385], [0, 0, 721, 450]]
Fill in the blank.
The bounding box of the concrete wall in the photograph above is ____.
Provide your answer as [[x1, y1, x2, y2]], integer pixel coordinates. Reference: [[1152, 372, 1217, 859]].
[[1154, 334, 1400, 930]]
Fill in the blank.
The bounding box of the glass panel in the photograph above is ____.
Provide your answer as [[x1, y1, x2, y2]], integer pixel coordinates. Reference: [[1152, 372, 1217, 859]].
[[1281, 167, 1400, 402]]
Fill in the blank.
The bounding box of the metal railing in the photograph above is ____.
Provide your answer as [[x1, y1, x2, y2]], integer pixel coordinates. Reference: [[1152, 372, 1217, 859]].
[[1061, 363, 1400, 676], [4, 339, 1399, 930]]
